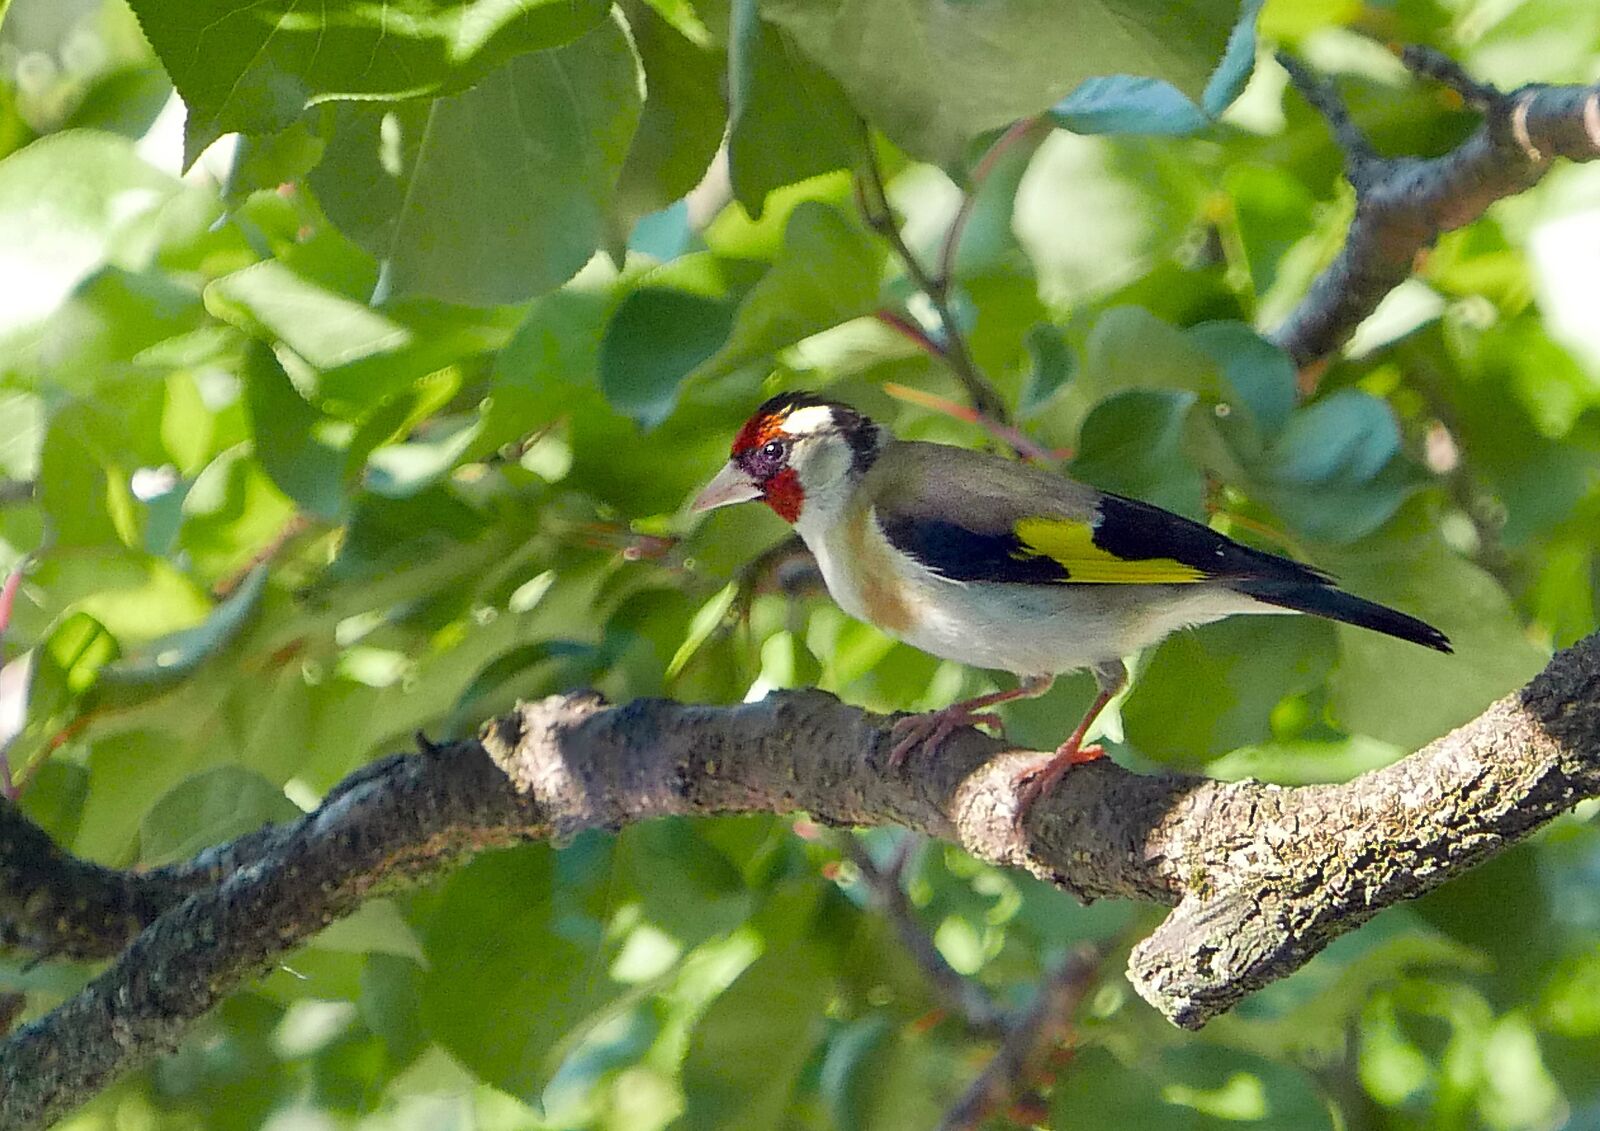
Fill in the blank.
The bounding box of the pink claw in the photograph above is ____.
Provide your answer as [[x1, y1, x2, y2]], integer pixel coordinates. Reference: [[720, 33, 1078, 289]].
[[887, 707, 1005, 768]]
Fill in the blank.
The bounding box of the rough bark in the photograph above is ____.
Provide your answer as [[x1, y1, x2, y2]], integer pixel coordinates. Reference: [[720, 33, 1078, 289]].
[[1272, 50, 1600, 366], [3, 633, 1600, 1129]]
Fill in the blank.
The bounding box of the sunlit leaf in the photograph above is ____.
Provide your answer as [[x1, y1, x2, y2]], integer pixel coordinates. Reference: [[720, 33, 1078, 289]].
[[128, 0, 613, 157], [311, 20, 642, 304], [762, 0, 1237, 164]]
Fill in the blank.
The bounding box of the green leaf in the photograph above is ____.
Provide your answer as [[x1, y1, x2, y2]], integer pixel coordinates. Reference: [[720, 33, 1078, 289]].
[[1124, 616, 1336, 764], [1046, 0, 1263, 135], [1541, 948, 1600, 1037], [1268, 391, 1399, 485], [361, 954, 428, 1066], [207, 250, 523, 413], [760, 0, 1237, 165], [127, 0, 613, 154], [614, 1, 727, 238], [63, 66, 174, 140], [35, 418, 124, 552], [223, 119, 328, 205], [1020, 325, 1075, 416], [820, 1018, 959, 1131], [207, 259, 404, 367], [179, 449, 299, 581], [1072, 306, 1223, 433], [601, 290, 737, 426], [1070, 389, 1205, 517], [1189, 321, 1297, 437], [139, 765, 300, 866], [0, 131, 180, 347], [1051, 1045, 1335, 1129], [43, 614, 120, 697], [419, 845, 629, 1102], [41, 268, 208, 393], [618, 818, 754, 946], [678, 941, 832, 1130], [1199, 0, 1265, 117], [364, 416, 485, 499], [312, 20, 642, 304], [666, 583, 740, 680], [242, 343, 348, 520], [1050, 76, 1212, 136], [32, 551, 212, 646], [700, 201, 884, 377], [312, 899, 426, 964], [1251, 391, 1424, 544], [1323, 529, 1547, 749], [101, 565, 269, 688], [20, 614, 121, 755], [0, 391, 41, 480], [727, 0, 863, 215]]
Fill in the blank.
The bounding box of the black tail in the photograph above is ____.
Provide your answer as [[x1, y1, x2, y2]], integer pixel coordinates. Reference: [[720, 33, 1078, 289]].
[[1237, 579, 1452, 653]]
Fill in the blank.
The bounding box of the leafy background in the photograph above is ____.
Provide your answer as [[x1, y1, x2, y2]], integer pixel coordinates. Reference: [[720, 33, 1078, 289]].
[[0, 0, 1597, 1127]]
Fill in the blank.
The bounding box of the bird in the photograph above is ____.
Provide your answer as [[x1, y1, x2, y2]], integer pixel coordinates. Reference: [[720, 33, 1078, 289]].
[[691, 391, 1451, 827]]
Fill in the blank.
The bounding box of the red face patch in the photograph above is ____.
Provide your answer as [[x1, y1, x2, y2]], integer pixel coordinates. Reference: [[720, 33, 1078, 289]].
[[762, 468, 803, 523], [731, 410, 786, 457]]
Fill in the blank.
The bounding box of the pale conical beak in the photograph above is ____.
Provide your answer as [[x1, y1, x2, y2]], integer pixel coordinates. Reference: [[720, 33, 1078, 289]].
[[691, 461, 763, 513]]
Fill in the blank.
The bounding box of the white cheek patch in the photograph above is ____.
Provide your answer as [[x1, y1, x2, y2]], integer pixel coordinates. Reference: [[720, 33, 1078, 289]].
[[780, 405, 835, 436]]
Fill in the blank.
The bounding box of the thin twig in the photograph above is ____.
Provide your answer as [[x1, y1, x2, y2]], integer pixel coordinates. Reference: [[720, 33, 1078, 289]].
[[938, 946, 1102, 1131], [855, 132, 1010, 425], [1396, 44, 1502, 109], [840, 832, 1006, 1036], [212, 513, 311, 599], [0, 564, 25, 802], [874, 308, 948, 358], [1275, 52, 1382, 183]]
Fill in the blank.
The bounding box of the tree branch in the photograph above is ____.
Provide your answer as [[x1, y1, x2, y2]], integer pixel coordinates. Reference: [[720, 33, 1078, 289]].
[[856, 133, 1011, 424], [3, 632, 1599, 1127], [840, 832, 1005, 1036], [938, 946, 1100, 1131], [1271, 48, 1600, 367]]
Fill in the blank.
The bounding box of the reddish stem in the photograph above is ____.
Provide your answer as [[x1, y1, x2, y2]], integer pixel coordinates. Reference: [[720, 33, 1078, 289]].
[[937, 117, 1048, 289], [874, 309, 948, 357], [0, 566, 21, 644], [883, 383, 1066, 465]]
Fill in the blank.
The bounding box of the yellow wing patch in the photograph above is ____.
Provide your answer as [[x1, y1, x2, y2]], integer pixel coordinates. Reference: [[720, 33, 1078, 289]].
[[1012, 517, 1206, 584]]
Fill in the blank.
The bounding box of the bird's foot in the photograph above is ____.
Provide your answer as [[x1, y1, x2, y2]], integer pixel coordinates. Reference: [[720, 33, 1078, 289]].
[[887, 706, 1006, 769], [1012, 741, 1106, 834]]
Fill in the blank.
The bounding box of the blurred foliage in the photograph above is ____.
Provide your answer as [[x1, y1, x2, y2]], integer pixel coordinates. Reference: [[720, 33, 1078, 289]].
[[0, 0, 1596, 1128]]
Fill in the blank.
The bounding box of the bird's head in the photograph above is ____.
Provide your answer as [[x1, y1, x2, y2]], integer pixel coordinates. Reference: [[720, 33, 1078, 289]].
[[691, 392, 884, 526]]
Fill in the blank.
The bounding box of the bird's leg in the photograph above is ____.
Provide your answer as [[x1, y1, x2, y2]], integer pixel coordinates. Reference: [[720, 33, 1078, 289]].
[[1013, 661, 1128, 830], [887, 674, 1055, 769]]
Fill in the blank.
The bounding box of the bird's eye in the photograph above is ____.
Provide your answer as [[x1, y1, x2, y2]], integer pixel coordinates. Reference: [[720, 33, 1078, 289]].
[[761, 439, 785, 461]]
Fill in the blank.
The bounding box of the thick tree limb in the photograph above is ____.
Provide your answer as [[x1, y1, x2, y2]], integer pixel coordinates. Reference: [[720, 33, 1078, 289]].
[[3, 633, 1599, 1128], [1272, 48, 1600, 367]]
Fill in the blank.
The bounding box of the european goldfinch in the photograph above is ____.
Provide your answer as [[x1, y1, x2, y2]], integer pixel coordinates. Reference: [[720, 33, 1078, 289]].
[[692, 392, 1451, 822]]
